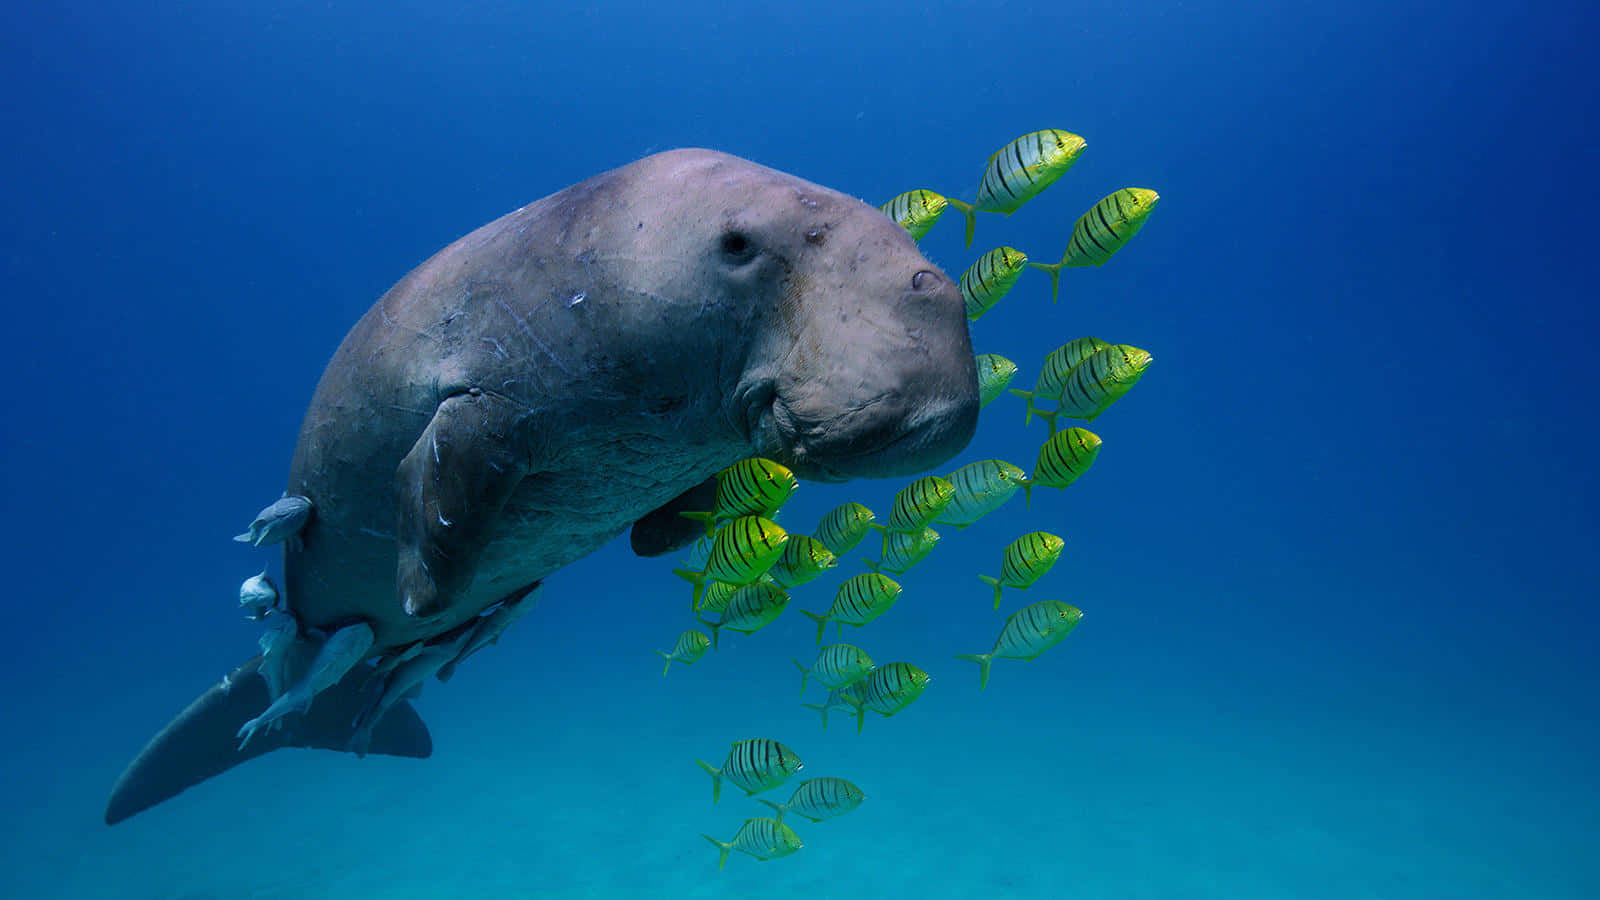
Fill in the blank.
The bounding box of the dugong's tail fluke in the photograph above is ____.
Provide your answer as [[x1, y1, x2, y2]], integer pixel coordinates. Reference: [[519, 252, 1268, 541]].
[[104, 656, 432, 826]]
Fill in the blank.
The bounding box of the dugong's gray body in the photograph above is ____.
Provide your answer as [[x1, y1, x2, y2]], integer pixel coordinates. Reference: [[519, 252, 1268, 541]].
[[107, 148, 978, 823]]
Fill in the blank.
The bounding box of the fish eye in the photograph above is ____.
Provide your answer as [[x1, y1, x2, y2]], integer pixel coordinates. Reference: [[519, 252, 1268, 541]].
[[720, 230, 757, 264]]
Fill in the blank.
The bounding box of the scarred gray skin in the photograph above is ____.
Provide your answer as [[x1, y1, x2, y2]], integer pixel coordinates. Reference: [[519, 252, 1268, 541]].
[[284, 148, 979, 653]]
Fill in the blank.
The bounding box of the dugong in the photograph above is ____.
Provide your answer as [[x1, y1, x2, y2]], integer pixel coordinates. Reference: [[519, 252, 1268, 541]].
[[106, 148, 979, 824]]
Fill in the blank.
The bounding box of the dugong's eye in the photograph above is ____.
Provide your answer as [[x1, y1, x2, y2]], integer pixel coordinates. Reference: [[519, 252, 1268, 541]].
[[720, 230, 758, 265]]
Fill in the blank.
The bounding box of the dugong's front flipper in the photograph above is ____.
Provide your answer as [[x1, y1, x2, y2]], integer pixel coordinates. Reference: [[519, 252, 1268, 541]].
[[237, 622, 375, 748], [629, 476, 720, 558], [105, 656, 431, 825], [397, 391, 532, 618]]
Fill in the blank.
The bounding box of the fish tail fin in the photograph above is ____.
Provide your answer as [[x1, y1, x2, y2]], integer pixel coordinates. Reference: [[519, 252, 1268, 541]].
[[695, 759, 724, 803], [866, 523, 890, 535], [955, 652, 995, 690], [677, 510, 717, 539], [708, 623, 722, 653], [801, 609, 829, 646], [1022, 480, 1033, 509], [1027, 260, 1065, 303], [801, 701, 830, 730], [791, 658, 810, 696], [978, 574, 1003, 610], [701, 833, 732, 871], [654, 650, 673, 677], [862, 559, 881, 573], [672, 568, 707, 610], [1008, 389, 1035, 425], [945, 197, 977, 248], [1035, 407, 1060, 437], [756, 798, 787, 822]]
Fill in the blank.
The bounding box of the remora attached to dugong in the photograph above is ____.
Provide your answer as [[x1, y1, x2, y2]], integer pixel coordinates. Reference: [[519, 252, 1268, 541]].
[[106, 148, 979, 824]]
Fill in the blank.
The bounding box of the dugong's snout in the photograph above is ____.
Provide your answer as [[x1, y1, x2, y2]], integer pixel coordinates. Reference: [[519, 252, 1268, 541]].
[[766, 265, 980, 481]]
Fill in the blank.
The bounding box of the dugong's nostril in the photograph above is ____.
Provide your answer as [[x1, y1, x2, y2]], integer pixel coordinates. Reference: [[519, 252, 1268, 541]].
[[912, 270, 937, 292]]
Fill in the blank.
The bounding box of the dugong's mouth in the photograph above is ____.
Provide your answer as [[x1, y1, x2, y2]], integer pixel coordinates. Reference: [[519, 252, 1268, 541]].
[[746, 394, 847, 483], [758, 392, 974, 483]]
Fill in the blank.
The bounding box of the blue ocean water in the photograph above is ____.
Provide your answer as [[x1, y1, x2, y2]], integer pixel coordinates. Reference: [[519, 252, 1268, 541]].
[[1, 0, 1595, 896]]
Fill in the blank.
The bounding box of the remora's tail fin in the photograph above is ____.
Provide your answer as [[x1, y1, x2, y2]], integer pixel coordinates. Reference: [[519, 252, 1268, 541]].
[[104, 655, 431, 825]]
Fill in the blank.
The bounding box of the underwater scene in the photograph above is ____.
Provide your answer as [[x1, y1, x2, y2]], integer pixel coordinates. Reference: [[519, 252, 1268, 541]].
[[2, 0, 1596, 897]]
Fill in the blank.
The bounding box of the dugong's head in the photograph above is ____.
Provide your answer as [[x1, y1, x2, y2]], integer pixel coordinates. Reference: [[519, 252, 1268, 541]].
[[610, 149, 979, 481]]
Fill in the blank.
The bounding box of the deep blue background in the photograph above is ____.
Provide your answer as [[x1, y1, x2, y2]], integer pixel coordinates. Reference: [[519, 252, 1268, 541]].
[[1, 0, 1595, 896]]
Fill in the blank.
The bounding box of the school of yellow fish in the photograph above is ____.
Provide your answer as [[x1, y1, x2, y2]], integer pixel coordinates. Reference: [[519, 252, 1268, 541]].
[[659, 128, 1160, 869]]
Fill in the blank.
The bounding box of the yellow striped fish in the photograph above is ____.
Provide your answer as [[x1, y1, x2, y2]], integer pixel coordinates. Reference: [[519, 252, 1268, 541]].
[[702, 818, 803, 871], [673, 515, 789, 607], [806, 662, 931, 733], [1037, 344, 1152, 431], [852, 662, 931, 718], [865, 526, 940, 576], [1028, 427, 1102, 503], [695, 738, 803, 803], [693, 579, 740, 618], [757, 777, 867, 824], [1029, 188, 1160, 298], [946, 129, 1088, 246], [958, 246, 1028, 321], [979, 531, 1065, 609], [801, 573, 902, 645], [879, 189, 949, 241], [877, 475, 956, 534], [801, 679, 868, 730], [680, 458, 798, 537], [765, 535, 838, 589], [792, 643, 875, 696], [654, 629, 711, 676], [956, 600, 1083, 689], [975, 353, 1018, 408], [812, 501, 876, 558], [704, 581, 790, 650], [937, 459, 1028, 528], [1010, 337, 1112, 426]]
